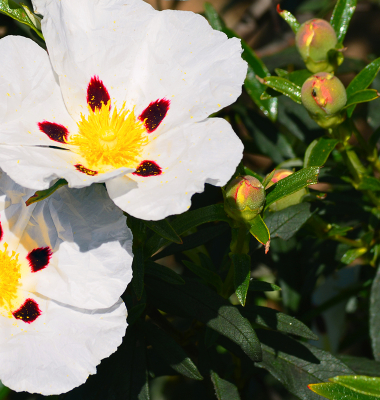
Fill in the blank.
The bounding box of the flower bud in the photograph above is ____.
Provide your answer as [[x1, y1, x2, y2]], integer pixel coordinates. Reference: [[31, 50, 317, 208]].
[[224, 176, 265, 223], [301, 72, 346, 128], [296, 19, 338, 73], [266, 169, 307, 211]]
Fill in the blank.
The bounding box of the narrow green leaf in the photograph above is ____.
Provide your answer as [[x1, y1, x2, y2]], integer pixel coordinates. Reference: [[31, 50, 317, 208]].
[[338, 355, 380, 376], [144, 321, 203, 380], [265, 203, 313, 241], [304, 137, 339, 167], [344, 89, 380, 109], [132, 246, 145, 299], [309, 382, 377, 400], [262, 169, 276, 188], [330, 0, 357, 43], [182, 260, 223, 292], [358, 176, 380, 191], [143, 219, 182, 244], [341, 247, 367, 264], [249, 214, 270, 250], [25, 179, 68, 206], [261, 76, 302, 104], [331, 376, 380, 397], [265, 167, 320, 210], [127, 303, 146, 325], [145, 276, 262, 361], [145, 261, 184, 285], [370, 263, 380, 361], [249, 280, 281, 292], [211, 371, 241, 400], [231, 253, 251, 306], [0, 0, 44, 39], [204, 3, 277, 121], [346, 57, 380, 117], [276, 4, 300, 34]]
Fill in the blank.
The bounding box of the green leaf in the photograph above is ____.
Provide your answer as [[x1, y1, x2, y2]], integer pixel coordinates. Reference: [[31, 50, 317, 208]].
[[261, 77, 302, 104], [249, 280, 281, 292], [265, 167, 320, 210], [144, 261, 184, 285], [304, 137, 339, 167], [241, 305, 318, 340], [249, 214, 270, 250], [204, 3, 277, 121], [346, 57, 380, 117], [25, 179, 68, 206], [211, 371, 241, 400], [338, 355, 380, 376], [358, 176, 380, 191], [145, 276, 262, 361], [265, 203, 313, 241], [330, 0, 357, 43], [142, 219, 182, 244], [132, 246, 145, 300], [344, 89, 380, 109], [331, 375, 380, 396], [309, 382, 378, 399], [262, 169, 276, 189], [182, 260, 223, 292], [231, 253, 251, 306], [0, 0, 44, 39], [370, 263, 380, 361], [255, 330, 354, 399], [144, 321, 203, 380], [276, 4, 300, 34], [145, 204, 229, 257], [341, 247, 367, 264], [0, 384, 9, 400], [287, 69, 313, 87], [369, 126, 380, 148]]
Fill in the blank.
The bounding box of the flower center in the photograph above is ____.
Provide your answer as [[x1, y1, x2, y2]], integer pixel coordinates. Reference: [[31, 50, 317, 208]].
[[69, 101, 148, 171], [0, 243, 21, 312]]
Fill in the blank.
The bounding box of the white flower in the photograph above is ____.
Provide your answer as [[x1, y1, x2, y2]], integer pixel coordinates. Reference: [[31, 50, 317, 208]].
[[0, 170, 133, 395], [0, 0, 246, 220]]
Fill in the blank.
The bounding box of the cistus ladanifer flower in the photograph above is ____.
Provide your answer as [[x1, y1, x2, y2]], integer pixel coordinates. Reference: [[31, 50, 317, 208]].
[[0, 0, 247, 221], [296, 19, 338, 73], [224, 176, 265, 224], [0, 170, 133, 395], [266, 169, 307, 211], [301, 72, 347, 128]]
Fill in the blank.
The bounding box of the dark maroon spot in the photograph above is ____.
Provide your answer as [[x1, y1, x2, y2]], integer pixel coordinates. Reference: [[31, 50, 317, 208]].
[[139, 99, 170, 133], [38, 121, 68, 143], [75, 164, 98, 176], [87, 76, 111, 111], [27, 247, 52, 273], [133, 160, 162, 177], [0, 221, 3, 242], [12, 298, 41, 323]]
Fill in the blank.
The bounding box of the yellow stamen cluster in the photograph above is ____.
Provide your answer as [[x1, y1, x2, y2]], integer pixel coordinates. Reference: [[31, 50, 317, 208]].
[[0, 243, 21, 311], [69, 102, 148, 171]]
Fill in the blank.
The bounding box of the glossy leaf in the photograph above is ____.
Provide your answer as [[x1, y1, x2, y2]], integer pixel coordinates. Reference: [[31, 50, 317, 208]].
[[265, 167, 320, 210], [332, 375, 380, 396], [344, 89, 380, 109], [144, 261, 185, 285], [25, 179, 68, 206], [370, 263, 380, 361], [231, 253, 251, 306], [304, 137, 339, 167], [330, 0, 357, 43], [211, 371, 241, 400], [287, 69, 313, 87], [261, 76, 302, 104], [338, 355, 380, 376], [249, 214, 270, 250], [144, 321, 203, 380], [309, 382, 377, 399], [265, 203, 313, 241], [0, 0, 44, 39], [249, 280, 281, 292], [204, 3, 277, 121], [276, 4, 300, 34], [145, 276, 262, 361], [341, 247, 367, 264], [143, 219, 182, 244]]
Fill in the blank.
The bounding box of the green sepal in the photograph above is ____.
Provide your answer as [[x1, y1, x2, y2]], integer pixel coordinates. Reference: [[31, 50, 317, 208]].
[[276, 5, 300, 34], [249, 214, 270, 251], [25, 179, 68, 206]]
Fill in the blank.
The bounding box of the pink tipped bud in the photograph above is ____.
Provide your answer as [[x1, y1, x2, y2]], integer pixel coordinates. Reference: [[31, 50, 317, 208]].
[[301, 72, 346, 128], [266, 169, 307, 211], [224, 176, 265, 223], [296, 19, 338, 73]]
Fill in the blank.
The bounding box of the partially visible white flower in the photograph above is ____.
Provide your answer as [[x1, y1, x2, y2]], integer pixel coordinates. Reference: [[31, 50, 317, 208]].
[[0, 0, 246, 220], [0, 170, 133, 395]]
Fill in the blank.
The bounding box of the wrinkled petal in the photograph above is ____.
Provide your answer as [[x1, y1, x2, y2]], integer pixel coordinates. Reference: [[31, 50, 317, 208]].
[[106, 118, 243, 220]]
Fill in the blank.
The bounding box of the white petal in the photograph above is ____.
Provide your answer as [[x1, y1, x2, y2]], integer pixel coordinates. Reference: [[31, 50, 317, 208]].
[[35, 0, 246, 128], [19, 184, 133, 309], [0, 145, 133, 190], [0, 295, 127, 395], [107, 118, 243, 220], [0, 36, 76, 146]]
